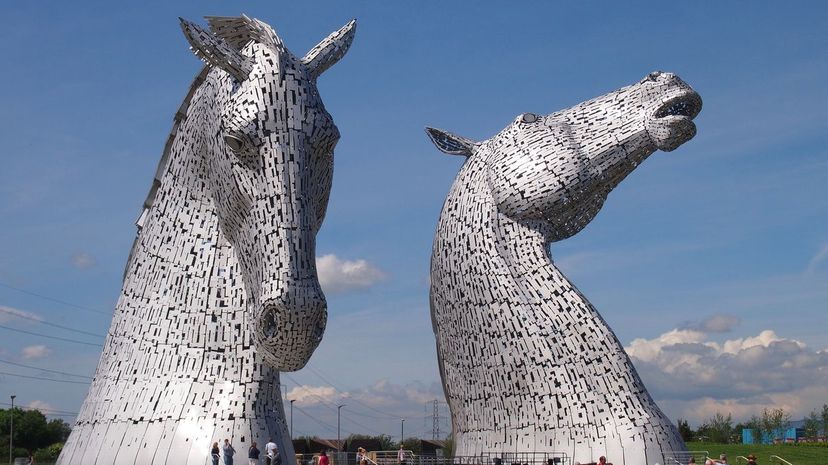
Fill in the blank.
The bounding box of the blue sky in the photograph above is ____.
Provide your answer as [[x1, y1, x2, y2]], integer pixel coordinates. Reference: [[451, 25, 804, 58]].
[[0, 1, 826, 438]]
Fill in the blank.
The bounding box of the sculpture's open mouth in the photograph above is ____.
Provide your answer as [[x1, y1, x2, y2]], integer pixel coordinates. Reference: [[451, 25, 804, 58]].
[[647, 90, 702, 152], [654, 91, 702, 121]]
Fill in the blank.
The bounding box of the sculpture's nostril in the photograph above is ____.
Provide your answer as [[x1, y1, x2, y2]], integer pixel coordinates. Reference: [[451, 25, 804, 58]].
[[313, 319, 325, 342], [260, 309, 277, 338]]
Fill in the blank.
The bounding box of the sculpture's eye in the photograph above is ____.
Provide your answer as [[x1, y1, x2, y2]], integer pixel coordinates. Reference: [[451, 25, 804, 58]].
[[521, 113, 539, 124], [223, 128, 263, 158], [642, 71, 662, 83], [225, 134, 247, 152]]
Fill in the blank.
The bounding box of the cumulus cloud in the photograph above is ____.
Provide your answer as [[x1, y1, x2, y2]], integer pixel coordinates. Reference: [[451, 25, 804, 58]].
[[0, 305, 43, 323], [317, 254, 386, 293], [626, 328, 828, 425], [288, 385, 349, 406], [679, 314, 741, 333], [71, 252, 96, 269], [284, 379, 447, 437], [21, 345, 51, 360], [28, 400, 56, 413], [349, 379, 444, 408]]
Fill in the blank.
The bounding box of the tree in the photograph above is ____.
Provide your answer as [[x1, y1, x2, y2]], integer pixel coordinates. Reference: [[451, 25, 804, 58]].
[[760, 408, 791, 440], [822, 404, 828, 438], [374, 434, 395, 451], [804, 410, 821, 439], [746, 415, 763, 444], [442, 435, 454, 458], [761, 408, 790, 442], [0, 408, 71, 451], [400, 437, 422, 454], [698, 412, 733, 444], [677, 418, 694, 442]]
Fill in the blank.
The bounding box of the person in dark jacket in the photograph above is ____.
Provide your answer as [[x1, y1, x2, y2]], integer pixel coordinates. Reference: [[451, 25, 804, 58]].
[[249, 441, 261, 465], [210, 442, 221, 465]]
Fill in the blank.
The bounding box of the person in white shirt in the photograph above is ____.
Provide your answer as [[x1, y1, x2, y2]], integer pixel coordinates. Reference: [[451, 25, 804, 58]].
[[397, 445, 406, 465], [265, 439, 278, 465]]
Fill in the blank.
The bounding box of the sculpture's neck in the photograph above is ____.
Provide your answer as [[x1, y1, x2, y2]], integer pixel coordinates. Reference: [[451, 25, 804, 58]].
[[433, 157, 669, 451], [494, 214, 557, 282]]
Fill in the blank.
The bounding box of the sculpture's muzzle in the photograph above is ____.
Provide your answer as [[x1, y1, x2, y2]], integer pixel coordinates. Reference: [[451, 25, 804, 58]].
[[255, 280, 328, 371]]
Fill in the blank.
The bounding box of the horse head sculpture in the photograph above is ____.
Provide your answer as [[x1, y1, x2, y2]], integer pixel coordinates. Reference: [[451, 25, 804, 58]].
[[428, 71, 701, 240], [58, 16, 355, 465], [181, 16, 355, 370], [427, 72, 702, 464]]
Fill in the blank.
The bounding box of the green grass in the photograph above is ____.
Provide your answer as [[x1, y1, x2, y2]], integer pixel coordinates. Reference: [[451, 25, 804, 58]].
[[685, 441, 828, 465]]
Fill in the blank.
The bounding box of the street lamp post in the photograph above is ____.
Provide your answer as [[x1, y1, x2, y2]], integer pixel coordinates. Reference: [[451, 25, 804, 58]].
[[401, 418, 405, 444], [9, 394, 16, 465], [337, 404, 346, 451], [290, 399, 295, 439]]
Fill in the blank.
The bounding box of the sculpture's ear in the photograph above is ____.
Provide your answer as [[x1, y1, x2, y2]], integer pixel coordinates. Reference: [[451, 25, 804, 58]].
[[301, 19, 357, 79], [425, 127, 478, 156], [180, 17, 254, 82]]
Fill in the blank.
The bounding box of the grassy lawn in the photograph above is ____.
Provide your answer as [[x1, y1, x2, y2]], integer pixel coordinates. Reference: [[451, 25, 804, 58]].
[[685, 441, 828, 465]]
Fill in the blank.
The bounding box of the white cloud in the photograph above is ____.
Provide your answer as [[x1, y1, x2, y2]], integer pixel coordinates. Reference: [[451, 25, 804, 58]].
[[284, 378, 448, 438], [626, 328, 828, 425], [27, 400, 55, 413], [317, 254, 386, 293], [21, 344, 51, 360], [0, 304, 43, 323], [71, 252, 96, 269], [287, 385, 349, 406], [349, 379, 444, 409], [806, 243, 828, 274]]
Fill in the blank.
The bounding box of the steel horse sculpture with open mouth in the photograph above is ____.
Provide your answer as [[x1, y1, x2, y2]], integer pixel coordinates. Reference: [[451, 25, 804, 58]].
[[427, 72, 702, 465]]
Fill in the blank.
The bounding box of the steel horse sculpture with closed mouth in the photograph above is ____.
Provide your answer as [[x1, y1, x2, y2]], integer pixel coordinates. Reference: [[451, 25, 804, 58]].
[[427, 72, 702, 465], [58, 15, 355, 465]]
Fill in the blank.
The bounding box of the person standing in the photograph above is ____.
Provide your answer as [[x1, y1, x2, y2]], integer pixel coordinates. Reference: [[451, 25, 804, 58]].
[[397, 444, 406, 465], [210, 442, 221, 465], [318, 450, 329, 465], [746, 454, 758, 465], [223, 439, 237, 465], [249, 441, 261, 465], [265, 438, 279, 465]]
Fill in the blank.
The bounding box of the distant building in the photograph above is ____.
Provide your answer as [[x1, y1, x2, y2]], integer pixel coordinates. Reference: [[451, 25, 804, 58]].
[[742, 419, 826, 444]]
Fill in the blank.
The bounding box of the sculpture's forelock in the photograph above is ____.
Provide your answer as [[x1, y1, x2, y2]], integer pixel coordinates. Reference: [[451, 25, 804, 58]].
[[206, 15, 285, 52]]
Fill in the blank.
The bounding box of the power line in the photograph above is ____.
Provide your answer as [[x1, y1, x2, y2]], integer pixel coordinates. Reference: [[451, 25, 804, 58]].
[[339, 406, 388, 436], [0, 370, 91, 385], [0, 324, 103, 347], [281, 373, 338, 412], [0, 281, 110, 315], [0, 401, 78, 417], [0, 306, 106, 338], [292, 404, 340, 434], [281, 373, 387, 436], [305, 365, 402, 419], [0, 358, 93, 380]]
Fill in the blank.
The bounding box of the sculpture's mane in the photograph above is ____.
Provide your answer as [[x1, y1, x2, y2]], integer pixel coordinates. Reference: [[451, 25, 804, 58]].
[[125, 15, 279, 277]]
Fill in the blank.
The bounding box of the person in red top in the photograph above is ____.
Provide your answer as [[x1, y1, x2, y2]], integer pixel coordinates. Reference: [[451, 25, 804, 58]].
[[318, 450, 330, 465]]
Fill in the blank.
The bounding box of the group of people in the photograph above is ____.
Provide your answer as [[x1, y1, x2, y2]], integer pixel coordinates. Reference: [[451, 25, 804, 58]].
[[210, 438, 281, 465]]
